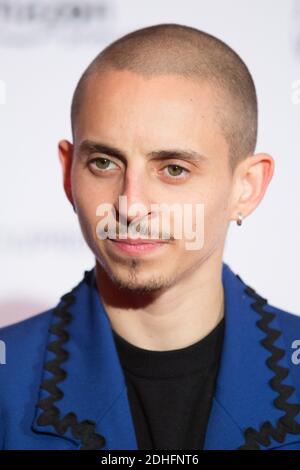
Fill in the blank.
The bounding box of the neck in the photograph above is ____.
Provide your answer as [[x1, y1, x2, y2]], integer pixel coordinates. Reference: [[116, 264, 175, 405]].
[[95, 255, 225, 352]]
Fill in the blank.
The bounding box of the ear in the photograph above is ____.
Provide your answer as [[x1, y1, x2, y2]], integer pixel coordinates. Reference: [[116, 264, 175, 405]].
[[58, 139, 75, 211], [229, 153, 275, 222]]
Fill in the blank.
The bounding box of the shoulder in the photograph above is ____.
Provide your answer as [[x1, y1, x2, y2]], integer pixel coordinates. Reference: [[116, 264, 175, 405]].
[[0, 268, 94, 366], [269, 304, 300, 365], [232, 264, 300, 332], [232, 264, 300, 378], [0, 309, 53, 390], [273, 305, 300, 329], [0, 308, 53, 348], [0, 309, 55, 448], [251, 296, 300, 397], [270, 304, 300, 363]]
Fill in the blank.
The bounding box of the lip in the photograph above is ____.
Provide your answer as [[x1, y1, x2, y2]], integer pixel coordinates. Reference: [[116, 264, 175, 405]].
[[110, 237, 164, 245], [108, 238, 168, 255]]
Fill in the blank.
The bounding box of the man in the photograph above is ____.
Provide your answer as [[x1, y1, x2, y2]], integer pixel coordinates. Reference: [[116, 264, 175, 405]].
[[1, 23, 300, 451]]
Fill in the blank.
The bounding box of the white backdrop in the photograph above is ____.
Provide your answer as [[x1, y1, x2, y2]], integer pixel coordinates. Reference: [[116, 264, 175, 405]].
[[0, 0, 299, 327]]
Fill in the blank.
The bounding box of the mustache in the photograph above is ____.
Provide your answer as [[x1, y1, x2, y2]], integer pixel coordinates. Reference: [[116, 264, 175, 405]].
[[99, 221, 175, 241]]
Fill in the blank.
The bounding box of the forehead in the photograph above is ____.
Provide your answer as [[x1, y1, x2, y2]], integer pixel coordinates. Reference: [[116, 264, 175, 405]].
[[74, 69, 228, 159]]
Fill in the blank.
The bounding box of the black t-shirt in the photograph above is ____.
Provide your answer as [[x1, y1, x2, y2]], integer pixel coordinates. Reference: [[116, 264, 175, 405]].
[[112, 317, 225, 450]]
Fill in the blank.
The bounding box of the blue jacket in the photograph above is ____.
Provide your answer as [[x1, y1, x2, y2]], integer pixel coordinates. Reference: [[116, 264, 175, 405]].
[[0, 262, 300, 450]]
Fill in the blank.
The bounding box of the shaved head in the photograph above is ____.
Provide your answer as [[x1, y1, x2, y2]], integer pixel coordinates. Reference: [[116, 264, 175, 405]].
[[71, 23, 258, 172]]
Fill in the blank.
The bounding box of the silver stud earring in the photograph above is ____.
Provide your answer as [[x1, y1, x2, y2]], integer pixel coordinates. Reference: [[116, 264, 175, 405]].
[[236, 212, 243, 226]]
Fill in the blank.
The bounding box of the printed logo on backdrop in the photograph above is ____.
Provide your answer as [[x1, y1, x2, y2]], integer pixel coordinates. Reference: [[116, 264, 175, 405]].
[[0, 0, 116, 46]]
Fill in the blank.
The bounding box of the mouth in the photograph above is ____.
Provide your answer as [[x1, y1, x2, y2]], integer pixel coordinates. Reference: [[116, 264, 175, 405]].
[[108, 237, 168, 255]]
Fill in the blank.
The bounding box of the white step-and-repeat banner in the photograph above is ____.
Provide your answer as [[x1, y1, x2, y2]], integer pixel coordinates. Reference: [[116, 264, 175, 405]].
[[0, 0, 299, 326]]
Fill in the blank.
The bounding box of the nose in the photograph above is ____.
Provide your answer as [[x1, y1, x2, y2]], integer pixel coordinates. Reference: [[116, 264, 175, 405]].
[[114, 165, 152, 228]]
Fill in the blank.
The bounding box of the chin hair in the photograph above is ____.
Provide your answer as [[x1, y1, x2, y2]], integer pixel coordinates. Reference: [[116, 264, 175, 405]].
[[109, 271, 169, 294], [101, 257, 172, 294]]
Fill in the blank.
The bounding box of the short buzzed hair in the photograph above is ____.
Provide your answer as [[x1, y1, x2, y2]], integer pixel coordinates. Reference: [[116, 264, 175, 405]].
[[71, 23, 258, 172]]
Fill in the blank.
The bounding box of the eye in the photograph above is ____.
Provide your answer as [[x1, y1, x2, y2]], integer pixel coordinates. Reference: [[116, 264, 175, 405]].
[[163, 164, 189, 179], [88, 157, 118, 172]]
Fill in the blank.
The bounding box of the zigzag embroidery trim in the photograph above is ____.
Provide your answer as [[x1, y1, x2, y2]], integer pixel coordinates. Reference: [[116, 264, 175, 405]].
[[238, 284, 300, 450], [36, 277, 106, 450]]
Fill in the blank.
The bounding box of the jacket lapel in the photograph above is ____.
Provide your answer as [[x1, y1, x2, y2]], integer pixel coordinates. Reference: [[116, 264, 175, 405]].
[[203, 264, 300, 450], [32, 263, 300, 450], [31, 269, 138, 450]]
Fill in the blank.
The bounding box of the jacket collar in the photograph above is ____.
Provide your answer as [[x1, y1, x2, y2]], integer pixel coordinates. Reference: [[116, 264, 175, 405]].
[[31, 268, 138, 450], [31, 262, 300, 450], [204, 265, 300, 449]]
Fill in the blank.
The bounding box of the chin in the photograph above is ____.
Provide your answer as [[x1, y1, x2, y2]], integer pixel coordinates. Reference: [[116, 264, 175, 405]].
[[108, 269, 170, 293]]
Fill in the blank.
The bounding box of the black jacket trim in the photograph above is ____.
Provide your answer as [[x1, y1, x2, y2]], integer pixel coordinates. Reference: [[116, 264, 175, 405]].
[[36, 278, 106, 450], [238, 283, 300, 450], [36, 271, 300, 450]]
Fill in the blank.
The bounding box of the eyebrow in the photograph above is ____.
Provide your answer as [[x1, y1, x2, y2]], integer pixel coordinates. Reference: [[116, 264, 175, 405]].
[[77, 139, 209, 164]]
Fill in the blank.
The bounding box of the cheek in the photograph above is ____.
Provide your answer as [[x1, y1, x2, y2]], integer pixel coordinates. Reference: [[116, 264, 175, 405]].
[[187, 178, 230, 248], [203, 190, 231, 245], [71, 183, 101, 246], [74, 188, 97, 224], [71, 168, 109, 219]]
